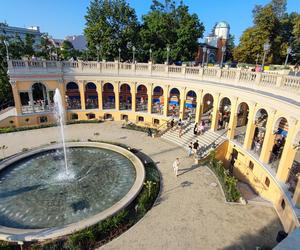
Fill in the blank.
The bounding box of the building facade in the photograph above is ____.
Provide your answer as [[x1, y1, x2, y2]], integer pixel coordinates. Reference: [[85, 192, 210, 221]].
[[3, 59, 300, 235], [0, 23, 42, 47]]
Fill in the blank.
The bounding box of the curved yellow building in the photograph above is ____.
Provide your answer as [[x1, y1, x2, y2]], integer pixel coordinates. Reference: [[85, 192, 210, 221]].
[[3, 60, 300, 234]]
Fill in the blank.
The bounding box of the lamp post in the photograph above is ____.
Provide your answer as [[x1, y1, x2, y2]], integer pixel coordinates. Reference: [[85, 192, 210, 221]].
[[132, 46, 136, 63], [96, 44, 100, 62], [284, 47, 292, 66], [255, 53, 260, 65], [206, 49, 210, 66], [149, 48, 152, 62], [202, 46, 207, 67], [166, 45, 170, 64], [261, 41, 270, 72], [3, 40, 9, 61], [220, 46, 226, 68], [118, 48, 121, 63]]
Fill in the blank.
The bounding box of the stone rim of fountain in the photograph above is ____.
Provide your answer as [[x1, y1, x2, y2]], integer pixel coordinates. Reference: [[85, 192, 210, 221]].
[[0, 141, 145, 242]]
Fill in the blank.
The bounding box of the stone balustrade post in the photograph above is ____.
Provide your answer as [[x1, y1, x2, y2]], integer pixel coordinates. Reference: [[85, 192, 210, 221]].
[[216, 68, 222, 78], [275, 75, 284, 88], [148, 61, 152, 75], [235, 70, 241, 83], [182, 64, 186, 76], [255, 72, 262, 85], [132, 63, 136, 75]]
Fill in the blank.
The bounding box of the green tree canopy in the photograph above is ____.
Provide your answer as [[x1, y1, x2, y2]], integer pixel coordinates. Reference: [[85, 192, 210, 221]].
[[139, 0, 204, 63], [234, 0, 299, 64], [84, 0, 139, 61]]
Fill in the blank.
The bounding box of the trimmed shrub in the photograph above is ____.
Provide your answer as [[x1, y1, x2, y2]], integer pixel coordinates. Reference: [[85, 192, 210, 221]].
[[66, 229, 96, 250]]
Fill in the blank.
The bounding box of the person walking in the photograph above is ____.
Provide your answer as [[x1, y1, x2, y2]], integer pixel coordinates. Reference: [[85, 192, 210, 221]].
[[179, 120, 184, 138], [187, 142, 193, 157], [193, 140, 199, 154], [173, 158, 180, 177], [193, 123, 198, 135]]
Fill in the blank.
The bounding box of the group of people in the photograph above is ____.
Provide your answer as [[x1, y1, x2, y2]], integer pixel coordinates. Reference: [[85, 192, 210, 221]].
[[66, 98, 81, 109], [187, 140, 200, 157], [193, 121, 205, 135], [218, 111, 230, 130], [169, 118, 186, 138]]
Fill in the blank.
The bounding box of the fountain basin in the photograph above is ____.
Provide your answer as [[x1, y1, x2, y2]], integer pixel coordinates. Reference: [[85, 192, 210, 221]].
[[0, 142, 145, 242]]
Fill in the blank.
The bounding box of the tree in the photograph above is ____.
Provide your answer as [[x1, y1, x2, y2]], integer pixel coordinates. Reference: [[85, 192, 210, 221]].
[[225, 34, 235, 62], [139, 0, 204, 63], [84, 0, 139, 61]]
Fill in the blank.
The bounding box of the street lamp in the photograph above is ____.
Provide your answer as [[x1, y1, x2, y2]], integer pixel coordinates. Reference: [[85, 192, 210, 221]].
[[261, 41, 270, 72], [255, 53, 260, 65], [166, 45, 170, 64], [3, 40, 9, 61], [220, 46, 226, 68], [118, 48, 121, 63], [149, 48, 152, 62], [202, 46, 207, 67], [132, 46, 136, 63], [96, 44, 100, 62], [284, 47, 292, 66], [206, 49, 210, 66]]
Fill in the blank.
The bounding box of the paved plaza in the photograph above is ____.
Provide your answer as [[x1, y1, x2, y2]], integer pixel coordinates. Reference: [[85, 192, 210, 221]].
[[0, 122, 282, 249]]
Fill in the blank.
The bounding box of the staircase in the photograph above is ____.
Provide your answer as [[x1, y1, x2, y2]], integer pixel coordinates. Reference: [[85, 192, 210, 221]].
[[161, 121, 227, 158]]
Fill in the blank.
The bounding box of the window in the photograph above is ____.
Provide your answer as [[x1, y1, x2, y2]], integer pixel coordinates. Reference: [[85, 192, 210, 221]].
[[71, 113, 78, 120], [265, 177, 270, 187], [138, 116, 144, 122], [281, 199, 285, 210], [39, 116, 48, 123], [87, 113, 95, 119], [104, 113, 112, 119], [121, 114, 128, 120], [154, 119, 160, 125], [248, 161, 254, 170]]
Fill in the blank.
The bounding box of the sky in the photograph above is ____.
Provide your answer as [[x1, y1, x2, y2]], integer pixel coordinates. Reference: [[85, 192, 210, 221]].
[[0, 0, 299, 43]]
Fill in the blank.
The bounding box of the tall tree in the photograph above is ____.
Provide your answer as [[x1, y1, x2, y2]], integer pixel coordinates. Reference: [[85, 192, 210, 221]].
[[84, 0, 139, 61], [140, 0, 204, 63]]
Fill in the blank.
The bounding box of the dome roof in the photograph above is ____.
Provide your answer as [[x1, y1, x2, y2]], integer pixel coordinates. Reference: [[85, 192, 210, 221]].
[[216, 21, 230, 29]]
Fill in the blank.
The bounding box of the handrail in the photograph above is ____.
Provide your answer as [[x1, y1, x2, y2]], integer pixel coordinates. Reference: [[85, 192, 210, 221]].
[[155, 117, 174, 137]]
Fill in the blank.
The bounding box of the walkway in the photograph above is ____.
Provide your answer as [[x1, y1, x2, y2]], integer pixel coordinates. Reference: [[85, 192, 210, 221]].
[[0, 122, 282, 250]]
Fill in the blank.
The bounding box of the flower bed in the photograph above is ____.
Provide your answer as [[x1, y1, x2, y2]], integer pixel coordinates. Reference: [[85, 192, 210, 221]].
[[206, 150, 241, 202]]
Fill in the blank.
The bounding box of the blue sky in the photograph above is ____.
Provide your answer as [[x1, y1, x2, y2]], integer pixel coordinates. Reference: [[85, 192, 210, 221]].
[[0, 0, 299, 43]]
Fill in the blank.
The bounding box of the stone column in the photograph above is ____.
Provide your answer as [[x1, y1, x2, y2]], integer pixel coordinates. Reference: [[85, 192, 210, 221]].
[[163, 85, 169, 117], [28, 89, 34, 112], [259, 109, 277, 164], [227, 97, 239, 140], [210, 93, 220, 131], [114, 81, 120, 111], [179, 87, 186, 120], [195, 91, 203, 123], [243, 103, 257, 150], [293, 177, 300, 208], [131, 82, 136, 112], [147, 83, 153, 114], [10, 81, 22, 115], [96, 80, 103, 111], [276, 118, 298, 182], [79, 80, 86, 110]]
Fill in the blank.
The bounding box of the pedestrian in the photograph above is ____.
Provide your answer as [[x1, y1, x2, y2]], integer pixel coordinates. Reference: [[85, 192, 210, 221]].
[[173, 158, 180, 177], [147, 127, 152, 137], [198, 120, 205, 135], [170, 119, 175, 130], [193, 123, 198, 135], [188, 142, 193, 157], [193, 140, 199, 154], [179, 120, 184, 138]]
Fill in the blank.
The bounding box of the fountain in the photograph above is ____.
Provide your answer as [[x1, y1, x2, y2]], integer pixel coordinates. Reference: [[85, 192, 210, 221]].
[[0, 89, 145, 241], [53, 88, 69, 175]]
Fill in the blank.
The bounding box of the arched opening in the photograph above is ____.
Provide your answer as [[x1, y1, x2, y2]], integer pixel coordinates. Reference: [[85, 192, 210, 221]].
[[119, 84, 131, 110], [66, 82, 81, 110], [136, 85, 148, 112], [85, 82, 98, 109], [31, 82, 49, 112], [102, 83, 115, 109], [152, 86, 164, 114], [251, 109, 268, 157], [168, 88, 180, 117], [201, 93, 214, 128], [287, 130, 300, 195], [218, 97, 231, 131], [185, 90, 197, 120], [233, 102, 249, 145], [269, 117, 289, 171]]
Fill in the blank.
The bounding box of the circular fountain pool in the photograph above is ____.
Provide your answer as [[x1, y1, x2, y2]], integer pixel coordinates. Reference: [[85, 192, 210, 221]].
[[0, 142, 145, 241]]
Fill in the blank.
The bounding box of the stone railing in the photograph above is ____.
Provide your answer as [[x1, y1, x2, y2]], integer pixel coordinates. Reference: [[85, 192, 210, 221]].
[[8, 60, 300, 96]]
